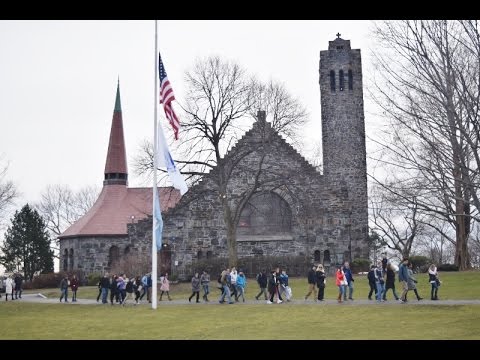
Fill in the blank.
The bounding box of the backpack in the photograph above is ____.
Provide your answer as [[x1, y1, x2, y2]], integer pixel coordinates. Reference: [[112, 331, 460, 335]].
[[126, 280, 133, 293]]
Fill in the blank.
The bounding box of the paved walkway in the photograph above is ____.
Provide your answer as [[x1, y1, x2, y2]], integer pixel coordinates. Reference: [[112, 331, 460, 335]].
[[10, 294, 480, 306]]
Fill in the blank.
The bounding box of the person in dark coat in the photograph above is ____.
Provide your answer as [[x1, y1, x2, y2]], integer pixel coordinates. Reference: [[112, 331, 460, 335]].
[[304, 265, 318, 301], [315, 264, 326, 301], [14, 274, 23, 299], [383, 263, 399, 301], [70, 275, 79, 302], [367, 265, 377, 300], [59, 275, 69, 303], [267, 269, 283, 304], [255, 270, 268, 300], [110, 274, 120, 305]]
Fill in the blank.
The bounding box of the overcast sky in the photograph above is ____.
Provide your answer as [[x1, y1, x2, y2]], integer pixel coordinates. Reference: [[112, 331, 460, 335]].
[[0, 20, 379, 210]]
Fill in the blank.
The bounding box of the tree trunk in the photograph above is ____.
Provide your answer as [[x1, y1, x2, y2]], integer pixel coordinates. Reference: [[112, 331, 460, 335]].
[[453, 165, 469, 270], [221, 196, 238, 267]]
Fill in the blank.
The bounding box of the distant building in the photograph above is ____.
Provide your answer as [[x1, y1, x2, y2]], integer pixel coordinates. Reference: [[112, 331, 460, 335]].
[[59, 36, 368, 278]]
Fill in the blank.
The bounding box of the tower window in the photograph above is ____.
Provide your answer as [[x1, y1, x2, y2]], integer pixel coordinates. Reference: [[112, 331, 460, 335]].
[[339, 70, 344, 91], [348, 70, 353, 90], [323, 250, 331, 265], [69, 248, 74, 271], [330, 70, 335, 92], [63, 249, 68, 271]]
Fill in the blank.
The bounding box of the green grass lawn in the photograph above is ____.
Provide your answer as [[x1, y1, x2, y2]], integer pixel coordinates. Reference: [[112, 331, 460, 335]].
[[3, 271, 480, 339]]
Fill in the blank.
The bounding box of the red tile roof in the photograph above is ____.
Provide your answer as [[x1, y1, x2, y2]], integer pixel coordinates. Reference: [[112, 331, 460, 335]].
[[59, 185, 181, 239]]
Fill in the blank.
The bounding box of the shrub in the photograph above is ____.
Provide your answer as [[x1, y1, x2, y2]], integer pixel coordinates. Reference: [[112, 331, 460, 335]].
[[25, 272, 63, 289], [409, 256, 430, 269], [22, 270, 89, 290], [350, 258, 370, 273], [87, 272, 102, 286], [437, 263, 459, 272]]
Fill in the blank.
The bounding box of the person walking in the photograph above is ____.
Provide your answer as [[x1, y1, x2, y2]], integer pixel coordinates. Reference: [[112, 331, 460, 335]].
[[315, 264, 326, 301], [304, 265, 318, 301], [99, 274, 110, 304], [59, 275, 69, 303], [70, 274, 79, 302], [236, 270, 247, 302], [5, 275, 14, 301], [14, 273, 23, 299], [428, 263, 441, 300], [367, 265, 378, 300], [343, 262, 354, 300], [159, 273, 172, 301], [374, 261, 385, 302], [188, 272, 201, 303], [407, 262, 423, 301], [335, 265, 346, 303], [255, 270, 268, 301], [383, 263, 400, 301], [200, 270, 210, 302], [398, 257, 409, 303], [267, 268, 283, 304]]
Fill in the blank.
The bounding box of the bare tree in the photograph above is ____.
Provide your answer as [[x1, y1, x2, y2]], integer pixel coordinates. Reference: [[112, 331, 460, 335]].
[[0, 158, 18, 228], [35, 184, 100, 254], [134, 56, 308, 266], [369, 20, 480, 269], [370, 184, 427, 258]]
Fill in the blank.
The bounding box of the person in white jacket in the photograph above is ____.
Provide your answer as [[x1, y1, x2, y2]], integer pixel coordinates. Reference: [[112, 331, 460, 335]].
[[5, 276, 14, 301]]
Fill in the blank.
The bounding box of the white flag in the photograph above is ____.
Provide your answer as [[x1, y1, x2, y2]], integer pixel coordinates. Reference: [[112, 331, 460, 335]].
[[153, 185, 163, 251], [156, 120, 188, 195]]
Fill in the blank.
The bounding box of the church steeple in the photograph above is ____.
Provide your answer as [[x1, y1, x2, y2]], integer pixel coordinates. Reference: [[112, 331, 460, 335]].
[[104, 81, 128, 186]]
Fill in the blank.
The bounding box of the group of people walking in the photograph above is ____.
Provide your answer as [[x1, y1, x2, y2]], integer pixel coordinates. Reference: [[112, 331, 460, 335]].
[[301, 258, 441, 304], [47, 258, 442, 305], [366, 258, 441, 303]]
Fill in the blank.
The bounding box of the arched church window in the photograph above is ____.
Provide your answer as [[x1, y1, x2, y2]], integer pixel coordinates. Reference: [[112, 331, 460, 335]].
[[206, 251, 213, 259], [330, 70, 336, 92], [348, 69, 353, 90], [323, 250, 331, 266], [197, 250, 203, 260], [339, 70, 344, 91], [69, 249, 74, 271], [314, 250, 321, 262], [236, 191, 292, 238], [108, 246, 120, 267], [124, 246, 131, 255], [63, 249, 68, 271]]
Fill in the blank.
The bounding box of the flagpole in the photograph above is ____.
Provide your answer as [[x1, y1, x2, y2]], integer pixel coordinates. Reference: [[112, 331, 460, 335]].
[[152, 19, 159, 310]]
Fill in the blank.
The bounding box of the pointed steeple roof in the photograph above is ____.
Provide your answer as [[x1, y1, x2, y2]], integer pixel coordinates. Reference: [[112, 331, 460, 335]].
[[104, 81, 128, 186]]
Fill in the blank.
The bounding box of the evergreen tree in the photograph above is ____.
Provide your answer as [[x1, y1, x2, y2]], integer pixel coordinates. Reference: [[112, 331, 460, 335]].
[[0, 204, 54, 281]]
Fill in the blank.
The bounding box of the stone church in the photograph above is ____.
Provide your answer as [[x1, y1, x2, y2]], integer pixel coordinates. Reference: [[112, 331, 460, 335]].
[[59, 36, 368, 278]]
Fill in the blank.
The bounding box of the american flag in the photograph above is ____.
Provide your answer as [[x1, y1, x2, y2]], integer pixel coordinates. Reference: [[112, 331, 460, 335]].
[[159, 53, 180, 140]]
